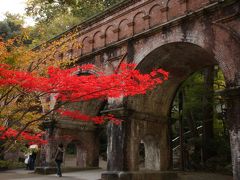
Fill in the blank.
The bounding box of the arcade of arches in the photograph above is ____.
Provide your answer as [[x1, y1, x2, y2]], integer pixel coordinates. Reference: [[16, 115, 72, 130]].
[[38, 0, 240, 180]]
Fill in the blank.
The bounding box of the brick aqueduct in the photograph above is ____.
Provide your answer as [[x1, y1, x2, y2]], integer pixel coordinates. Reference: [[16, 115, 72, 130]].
[[39, 0, 240, 179]]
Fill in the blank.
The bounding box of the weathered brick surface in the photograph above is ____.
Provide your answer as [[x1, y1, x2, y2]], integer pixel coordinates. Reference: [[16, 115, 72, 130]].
[[38, 0, 240, 179], [149, 4, 165, 27], [188, 0, 210, 11], [167, 0, 187, 20], [40, 0, 239, 63]]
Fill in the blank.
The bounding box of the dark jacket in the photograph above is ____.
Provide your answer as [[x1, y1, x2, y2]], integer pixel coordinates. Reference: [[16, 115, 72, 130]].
[[54, 147, 64, 162]]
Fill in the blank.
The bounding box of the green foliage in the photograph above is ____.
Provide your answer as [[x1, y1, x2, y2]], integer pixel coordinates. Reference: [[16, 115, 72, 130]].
[[26, 0, 122, 23], [66, 143, 77, 155], [182, 72, 205, 126], [205, 136, 231, 172], [171, 66, 230, 171], [171, 67, 226, 131], [0, 160, 25, 169], [0, 13, 24, 40], [29, 13, 80, 46], [26, 0, 122, 45]]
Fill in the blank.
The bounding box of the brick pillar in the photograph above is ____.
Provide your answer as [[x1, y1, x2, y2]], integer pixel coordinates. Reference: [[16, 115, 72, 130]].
[[106, 108, 130, 171], [107, 122, 126, 171], [143, 135, 160, 170], [223, 87, 240, 180], [45, 133, 56, 166], [125, 118, 140, 171], [37, 121, 55, 167], [159, 122, 171, 171]]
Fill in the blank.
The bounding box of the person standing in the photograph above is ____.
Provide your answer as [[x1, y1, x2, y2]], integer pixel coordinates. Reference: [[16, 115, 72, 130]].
[[24, 144, 31, 170], [54, 144, 64, 177], [29, 150, 37, 170], [24, 153, 30, 170]]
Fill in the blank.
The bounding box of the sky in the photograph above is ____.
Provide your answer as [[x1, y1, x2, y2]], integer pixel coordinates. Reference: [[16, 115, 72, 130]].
[[0, 0, 35, 26]]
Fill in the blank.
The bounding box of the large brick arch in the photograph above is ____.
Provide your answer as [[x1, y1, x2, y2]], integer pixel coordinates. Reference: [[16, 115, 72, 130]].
[[212, 23, 240, 85], [54, 126, 99, 168], [131, 42, 216, 118], [133, 22, 240, 84], [129, 23, 240, 146], [124, 42, 217, 170], [122, 21, 240, 171]]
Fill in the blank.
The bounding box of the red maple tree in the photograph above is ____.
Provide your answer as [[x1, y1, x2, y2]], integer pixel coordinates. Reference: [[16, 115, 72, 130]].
[[0, 62, 168, 145]]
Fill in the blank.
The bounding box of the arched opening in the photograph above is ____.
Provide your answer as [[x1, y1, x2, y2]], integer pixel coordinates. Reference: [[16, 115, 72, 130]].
[[76, 144, 87, 168], [97, 101, 109, 170], [64, 142, 77, 167], [98, 126, 108, 170], [138, 135, 160, 170], [57, 97, 107, 169], [170, 66, 231, 173], [125, 42, 232, 175], [138, 141, 145, 170]]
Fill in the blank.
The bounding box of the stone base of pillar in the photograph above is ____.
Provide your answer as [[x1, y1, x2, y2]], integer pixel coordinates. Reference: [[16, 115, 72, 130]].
[[101, 171, 178, 180], [35, 166, 57, 175], [101, 171, 233, 180]]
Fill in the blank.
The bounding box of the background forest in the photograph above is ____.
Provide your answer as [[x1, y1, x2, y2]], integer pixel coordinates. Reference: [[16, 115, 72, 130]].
[[0, 0, 122, 45]]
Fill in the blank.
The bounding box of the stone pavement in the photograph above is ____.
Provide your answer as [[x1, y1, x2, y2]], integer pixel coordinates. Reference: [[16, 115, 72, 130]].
[[0, 169, 104, 180], [0, 169, 233, 180], [178, 172, 233, 180]]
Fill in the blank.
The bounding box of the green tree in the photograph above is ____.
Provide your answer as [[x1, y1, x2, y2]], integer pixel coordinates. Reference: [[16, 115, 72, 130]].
[[26, 0, 122, 45], [29, 13, 80, 46], [26, 0, 121, 23], [0, 13, 24, 40], [170, 66, 230, 170]]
